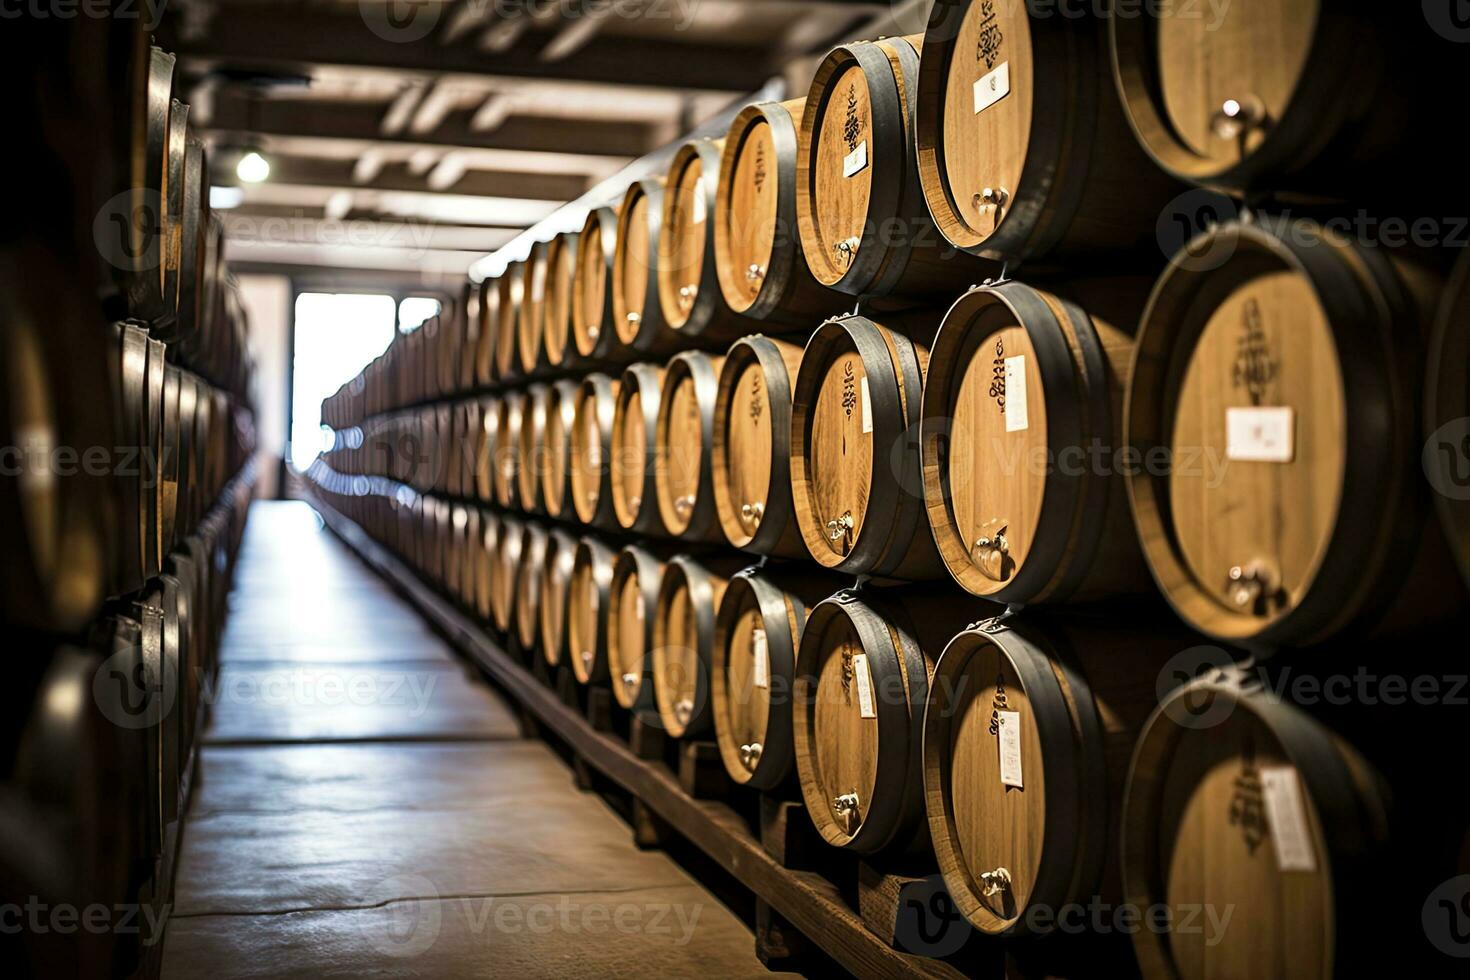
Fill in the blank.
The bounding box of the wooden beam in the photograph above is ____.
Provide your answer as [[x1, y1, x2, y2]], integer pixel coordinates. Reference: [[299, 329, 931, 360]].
[[243, 156, 593, 204], [205, 92, 659, 159], [162, 7, 774, 92]]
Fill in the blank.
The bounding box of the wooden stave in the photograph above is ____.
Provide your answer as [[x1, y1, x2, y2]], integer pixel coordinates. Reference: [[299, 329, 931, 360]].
[[474, 507, 497, 623], [607, 544, 666, 720], [610, 362, 668, 536], [1121, 668, 1392, 980], [568, 535, 618, 685], [658, 138, 760, 346], [712, 335, 806, 558], [715, 100, 846, 327], [457, 280, 481, 394], [473, 395, 501, 503], [613, 178, 683, 357], [570, 372, 621, 530], [516, 384, 551, 514], [490, 513, 525, 634], [789, 313, 944, 579], [792, 589, 961, 856], [795, 35, 987, 302], [155, 97, 189, 341], [539, 527, 579, 668], [1426, 249, 1470, 590], [1108, 3, 1460, 201], [541, 379, 581, 520], [654, 350, 726, 542], [444, 500, 466, 600], [475, 276, 499, 387], [921, 281, 1151, 603], [1125, 217, 1453, 647], [513, 521, 551, 652], [494, 261, 525, 383], [517, 240, 553, 378], [710, 566, 824, 790], [572, 206, 630, 366], [916, 0, 1179, 267]]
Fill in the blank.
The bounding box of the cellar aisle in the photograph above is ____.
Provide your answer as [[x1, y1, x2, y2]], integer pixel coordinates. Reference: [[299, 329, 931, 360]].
[[161, 501, 776, 979]]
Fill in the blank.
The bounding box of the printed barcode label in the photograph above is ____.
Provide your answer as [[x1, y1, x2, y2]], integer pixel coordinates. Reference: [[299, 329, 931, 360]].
[[973, 62, 1011, 115], [1261, 766, 1316, 872], [853, 654, 876, 718], [1004, 356, 1028, 433], [843, 141, 868, 179], [997, 710, 1023, 788], [1226, 406, 1295, 462], [752, 629, 769, 689]]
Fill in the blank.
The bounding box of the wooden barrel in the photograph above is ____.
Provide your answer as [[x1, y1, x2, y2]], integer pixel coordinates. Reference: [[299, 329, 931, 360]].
[[796, 35, 986, 301], [1126, 217, 1454, 647], [457, 279, 480, 393], [922, 281, 1152, 602], [460, 505, 481, 610], [1427, 251, 1470, 590], [490, 513, 525, 633], [516, 383, 551, 514], [492, 392, 523, 510], [539, 528, 578, 668], [475, 277, 499, 387], [542, 230, 580, 371], [655, 350, 725, 542], [493, 260, 524, 382], [657, 137, 757, 345], [1110, 2, 1458, 201], [517, 240, 551, 377], [568, 536, 617, 685], [916, 0, 1177, 266], [790, 312, 942, 579], [474, 509, 498, 623], [445, 502, 467, 601], [793, 589, 972, 855], [712, 335, 805, 557], [511, 521, 550, 652], [573, 206, 628, 366], [570, 372, 620, 529], [607, 544, 665, 720], [540, 379, 580, 519], [715, 99, 845, 326], [711, 567, 832, 789], [923, 614, 1178, 937], [613, 178, 682, 356], [650, 555, 743, 739], [473, 395, 500, 503], [1122, 668, 1392, 979], [610, 362, 667, 536]]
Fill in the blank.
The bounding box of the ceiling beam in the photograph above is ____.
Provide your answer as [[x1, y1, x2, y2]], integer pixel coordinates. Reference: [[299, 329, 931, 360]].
[[162, 7, 775, 92], [245, 156, 593, 204], [204, 91, 659, 159]]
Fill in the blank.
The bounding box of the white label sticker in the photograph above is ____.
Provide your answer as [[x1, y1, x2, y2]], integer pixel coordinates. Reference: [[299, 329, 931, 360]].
[[843, 141, 868, 179], [1226, 406, 1295, 462], [691, 179, 706, 224], [973, 62, 1011, 115], [752, 629, 769, 689], [1261, 766, 1316, 872], [997, 710, 1024, 789], [1004, 355, 1028, 433], [860, 376, 874, 434], [852, 653, 877, 719]]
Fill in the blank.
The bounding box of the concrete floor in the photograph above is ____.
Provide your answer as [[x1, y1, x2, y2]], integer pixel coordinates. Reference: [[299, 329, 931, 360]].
[[162, 501, 777, 978]]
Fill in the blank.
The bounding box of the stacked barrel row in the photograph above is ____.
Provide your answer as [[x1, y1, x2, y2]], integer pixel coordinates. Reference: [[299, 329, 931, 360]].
[[4, 23, 259, 978], [313, 3, 1470, 976]]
